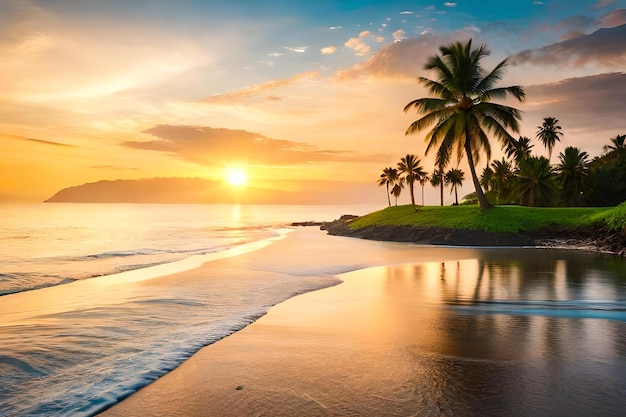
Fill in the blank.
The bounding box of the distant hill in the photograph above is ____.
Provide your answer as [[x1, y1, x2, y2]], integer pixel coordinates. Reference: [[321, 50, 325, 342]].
[[44, 177, 378, 205]]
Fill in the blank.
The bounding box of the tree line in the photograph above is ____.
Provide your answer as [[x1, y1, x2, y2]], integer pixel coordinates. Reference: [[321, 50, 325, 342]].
[[378, 39, 625, 209]]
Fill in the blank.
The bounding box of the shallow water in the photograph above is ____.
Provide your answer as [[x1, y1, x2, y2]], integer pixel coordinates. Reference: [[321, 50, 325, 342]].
[[100, 246, 626, 417]]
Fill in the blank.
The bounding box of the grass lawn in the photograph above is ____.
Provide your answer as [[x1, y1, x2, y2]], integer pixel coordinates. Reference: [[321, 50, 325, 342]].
[[349, 204, 626, 234]]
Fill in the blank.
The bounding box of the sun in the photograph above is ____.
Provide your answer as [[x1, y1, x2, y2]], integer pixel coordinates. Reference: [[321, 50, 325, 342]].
[[225, 167, 248, 187]]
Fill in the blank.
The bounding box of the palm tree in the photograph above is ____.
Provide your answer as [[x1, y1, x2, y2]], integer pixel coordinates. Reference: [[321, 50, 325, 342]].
[[556, 146, 590, 206], [391, 181, 405, 206], [444, 168, 465, 205], [430, 167, 445, 206], [378, 167, 400, 207], [419, 173, 430, 206], [514, 156, 559, 206], [603, 134, 626, 154], [491, 158, 515, 204], [398, 154, 426, 209], [536, 117, 563, 160], [480, 166, 494, 192], [505, 136, 534, 166], [404, 39, 525, 210]]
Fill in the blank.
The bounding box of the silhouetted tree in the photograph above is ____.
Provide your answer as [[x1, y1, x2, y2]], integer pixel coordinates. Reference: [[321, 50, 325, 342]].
[[378, 167, 400, 207], [536, 117, 563, 160]]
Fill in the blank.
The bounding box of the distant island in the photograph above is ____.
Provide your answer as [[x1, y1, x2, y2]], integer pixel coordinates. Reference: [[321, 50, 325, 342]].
[[44, 177, 376, 205]]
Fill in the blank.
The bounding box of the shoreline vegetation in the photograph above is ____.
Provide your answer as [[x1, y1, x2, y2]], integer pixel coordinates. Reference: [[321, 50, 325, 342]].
[[304, 204, 626, 256]]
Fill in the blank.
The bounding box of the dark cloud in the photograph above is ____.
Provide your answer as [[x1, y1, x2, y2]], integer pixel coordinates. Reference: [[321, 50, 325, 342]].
[[12, 135, 75, 148], [511, 23, 626, 67], [525, 72, 626, 135], [123, 125, 358, 166]]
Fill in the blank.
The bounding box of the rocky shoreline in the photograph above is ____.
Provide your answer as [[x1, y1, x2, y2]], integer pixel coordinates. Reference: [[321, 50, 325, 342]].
[[316, 215, 626, 257]]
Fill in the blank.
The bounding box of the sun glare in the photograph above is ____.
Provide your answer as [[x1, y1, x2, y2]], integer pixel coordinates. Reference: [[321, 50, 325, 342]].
[[225, 167, 248, 187]]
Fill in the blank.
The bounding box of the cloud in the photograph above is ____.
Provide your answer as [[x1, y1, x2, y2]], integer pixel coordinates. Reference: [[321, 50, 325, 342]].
[[202, 72, 318, 104], [345, 31, 373, 56], [0, 3, 210, 103], [443, 2, 457, 7], [392, 29, 407, 42], [511, 23, 626, 68], [344, 30, 387, 56], [523, 72, 626, 151], [336, 31, 474, 80], [10, 135, 76, 148], [321, 46, 337, 55], [122, 125, 355, 166], [597, 8, 626, 27], [285, 46, 308, 53]]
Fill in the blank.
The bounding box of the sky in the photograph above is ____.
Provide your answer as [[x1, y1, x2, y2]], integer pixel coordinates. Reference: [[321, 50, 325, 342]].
[[1, 0, 625, 205]]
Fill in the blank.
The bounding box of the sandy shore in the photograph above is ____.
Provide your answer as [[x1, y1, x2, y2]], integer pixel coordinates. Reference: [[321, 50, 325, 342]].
[[98, 228, 485, 416], [97, 228, 626, 416]]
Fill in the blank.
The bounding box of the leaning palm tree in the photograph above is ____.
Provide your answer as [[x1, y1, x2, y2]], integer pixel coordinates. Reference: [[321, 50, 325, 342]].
[[514, 156, 559, 207], [404, 39, 525, 210], [556, 146, 590, 206], [378, 167, 400, 207], [444, 168, 465, 205], [390, 181, 405, 206], [536, 117, 563, 160], [398, 154, 426, 209]]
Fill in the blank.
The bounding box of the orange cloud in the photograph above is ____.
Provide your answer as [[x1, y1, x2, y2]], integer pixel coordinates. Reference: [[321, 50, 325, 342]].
[[202, 72, 319, 104], [123, 125, 365, 166]]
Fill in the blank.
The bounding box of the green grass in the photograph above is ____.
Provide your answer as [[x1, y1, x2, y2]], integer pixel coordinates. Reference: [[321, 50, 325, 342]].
[[589, 202, 626, 231], [349, 205, 613, 234]]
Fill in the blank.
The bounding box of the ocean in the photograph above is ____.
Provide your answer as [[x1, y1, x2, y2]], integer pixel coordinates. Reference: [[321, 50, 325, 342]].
[[0, 203, 374, 416]]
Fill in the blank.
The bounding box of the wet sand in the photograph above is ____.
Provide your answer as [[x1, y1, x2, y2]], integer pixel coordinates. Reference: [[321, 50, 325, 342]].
[[98, 229, 483, 416], [98, 229, 626, 416]]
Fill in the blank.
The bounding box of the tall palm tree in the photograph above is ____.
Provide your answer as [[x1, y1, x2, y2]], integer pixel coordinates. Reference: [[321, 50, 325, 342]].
[[444, 168, 465, 205], [419, 173, 430, 206], [556, 146, 590, 206], [430, 168, 445, 206], [505, 136, 534, 166], [391, 181, 405, 206], [603, 134, 626, 154], [536, 117, 563, 160], [491, 158, 515, 204], [378, 167, 399, 207], [515, 156, 559, 207], [398, 154, 426, 209], [404, 39, 525, 210]]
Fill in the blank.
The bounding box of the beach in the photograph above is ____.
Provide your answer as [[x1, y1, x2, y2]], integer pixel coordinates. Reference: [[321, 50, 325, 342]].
[[99, 228, 626, 417]]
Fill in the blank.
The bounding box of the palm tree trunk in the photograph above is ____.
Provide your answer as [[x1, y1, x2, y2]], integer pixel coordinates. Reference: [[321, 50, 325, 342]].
[[454, 187, 458, 205], [464, 141, 493, 210], [439, 179, 444, 206], [421, 184, 425, 206], [409, 183, 416, 209], [386, 184, 391, 207]]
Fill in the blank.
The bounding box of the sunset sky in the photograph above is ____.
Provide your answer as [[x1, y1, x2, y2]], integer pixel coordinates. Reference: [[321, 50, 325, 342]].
[[1, 0, 625, 205]]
